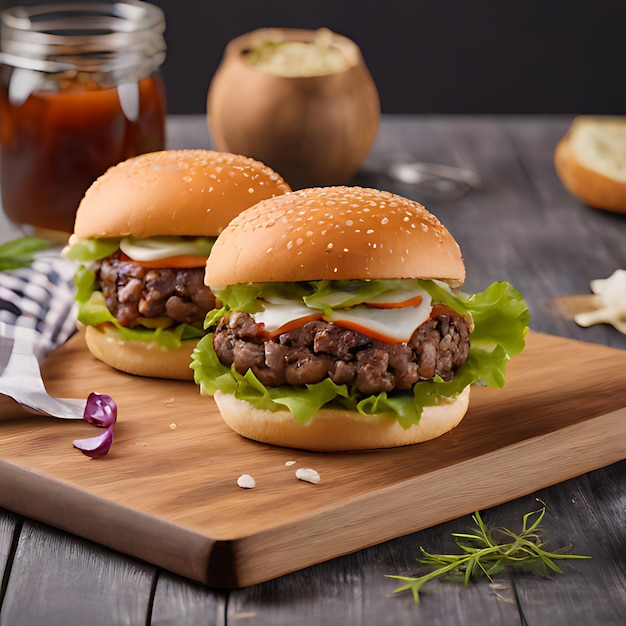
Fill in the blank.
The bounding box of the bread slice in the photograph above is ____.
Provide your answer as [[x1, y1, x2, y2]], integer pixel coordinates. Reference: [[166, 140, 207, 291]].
[[555, 116, 626, 214]]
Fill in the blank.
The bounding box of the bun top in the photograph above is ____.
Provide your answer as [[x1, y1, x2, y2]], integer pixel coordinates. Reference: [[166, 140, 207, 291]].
[[73, 149, 292, 239], [205, 186, 465, 287]]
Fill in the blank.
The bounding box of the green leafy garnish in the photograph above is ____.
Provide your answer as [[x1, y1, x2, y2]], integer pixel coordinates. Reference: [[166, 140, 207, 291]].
[[0, 237, 54, 271], [387, 505, 590, 604]]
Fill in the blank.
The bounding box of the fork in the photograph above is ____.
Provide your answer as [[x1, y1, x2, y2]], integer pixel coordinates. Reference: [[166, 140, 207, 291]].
[[0, 321, 85, 419]]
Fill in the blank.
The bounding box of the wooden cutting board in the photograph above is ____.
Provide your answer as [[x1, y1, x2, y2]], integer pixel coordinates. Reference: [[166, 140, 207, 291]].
[[1, 330, 625, 588]]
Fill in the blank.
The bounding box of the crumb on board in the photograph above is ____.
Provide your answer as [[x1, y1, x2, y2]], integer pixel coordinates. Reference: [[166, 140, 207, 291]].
[[295, 468, 321, 484], [237, 474, 256, 489]]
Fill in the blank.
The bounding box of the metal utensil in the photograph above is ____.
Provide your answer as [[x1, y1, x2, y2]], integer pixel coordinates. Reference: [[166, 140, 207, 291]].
[[0, 321, 85, 419], [387, 160, 482, 200]]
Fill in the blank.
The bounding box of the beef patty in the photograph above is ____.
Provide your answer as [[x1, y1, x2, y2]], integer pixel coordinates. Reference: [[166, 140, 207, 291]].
[[213, 308, 471, 395], [94, 250, 216, 327]]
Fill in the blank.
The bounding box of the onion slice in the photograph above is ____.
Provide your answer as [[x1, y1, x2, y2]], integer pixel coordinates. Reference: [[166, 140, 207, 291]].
[[83, 392, 117, 428], [73, 393, 117, 458], [73, 426, 114, 459]]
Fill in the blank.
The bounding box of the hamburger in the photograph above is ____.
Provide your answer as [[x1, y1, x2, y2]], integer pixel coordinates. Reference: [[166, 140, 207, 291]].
[[191, 186, 529, 450], [63, 149, 291, 380]]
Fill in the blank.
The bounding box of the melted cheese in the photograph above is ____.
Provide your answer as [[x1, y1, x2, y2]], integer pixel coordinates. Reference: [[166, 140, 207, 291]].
[[329, 295, 432, 343], [364, 283, 428, 306], [119, 236, 214, 261], [254, 301, 322, 336], [253, 288, 433, 342]]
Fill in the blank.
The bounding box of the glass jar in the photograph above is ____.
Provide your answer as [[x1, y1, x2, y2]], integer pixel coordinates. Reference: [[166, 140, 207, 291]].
[[0, 1, 167, 237]]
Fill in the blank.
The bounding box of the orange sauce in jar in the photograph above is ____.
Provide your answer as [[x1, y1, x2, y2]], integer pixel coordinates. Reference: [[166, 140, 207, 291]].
[[0, 1, 167, 236], [0, 72, 166, 234]]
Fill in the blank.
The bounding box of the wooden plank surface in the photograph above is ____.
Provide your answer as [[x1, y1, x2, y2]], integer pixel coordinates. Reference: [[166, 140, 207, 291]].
[[0, 520, 155, 626], [1, 328, 624, 589]]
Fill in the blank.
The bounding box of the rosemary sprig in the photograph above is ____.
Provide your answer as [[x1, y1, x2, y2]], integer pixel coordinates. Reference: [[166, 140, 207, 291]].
[[387, 505, 590, 604], [0, 237, 54, 271]]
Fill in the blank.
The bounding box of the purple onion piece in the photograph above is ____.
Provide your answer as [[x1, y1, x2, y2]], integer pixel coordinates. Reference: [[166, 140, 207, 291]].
[[73, 425, 114, 459], [83, 392, 117, 428]]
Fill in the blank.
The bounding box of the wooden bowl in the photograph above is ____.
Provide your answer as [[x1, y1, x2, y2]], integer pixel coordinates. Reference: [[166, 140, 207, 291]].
[[206, 28, 380, 189]]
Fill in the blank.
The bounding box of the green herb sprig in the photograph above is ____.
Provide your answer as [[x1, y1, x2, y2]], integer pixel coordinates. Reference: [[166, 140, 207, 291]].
[[0, 237, 54, 271], [387, 505, 590, 604]]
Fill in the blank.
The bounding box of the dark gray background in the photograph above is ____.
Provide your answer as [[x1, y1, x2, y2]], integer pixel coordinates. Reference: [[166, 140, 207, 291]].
[[1, 0, 624, 116]]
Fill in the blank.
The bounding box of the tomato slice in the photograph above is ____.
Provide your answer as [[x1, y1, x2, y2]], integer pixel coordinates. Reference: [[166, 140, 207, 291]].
[[428, 303, 459, 319], [365, 294, 423, 309], [268, 313, 324, 337]]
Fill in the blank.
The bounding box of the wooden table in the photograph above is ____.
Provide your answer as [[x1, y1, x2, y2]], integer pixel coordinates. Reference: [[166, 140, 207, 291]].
[[1, 115, 625, 625]]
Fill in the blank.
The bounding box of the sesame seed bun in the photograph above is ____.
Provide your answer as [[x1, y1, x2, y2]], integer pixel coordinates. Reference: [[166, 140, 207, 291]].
[[204, 186, 465, 288], [73, 149, 292, 239]]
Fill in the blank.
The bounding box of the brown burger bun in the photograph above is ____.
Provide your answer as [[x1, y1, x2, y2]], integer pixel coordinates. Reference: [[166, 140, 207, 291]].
[[73, 149, 291, 380], [205, 185, 465, 286], [74, 149, 292, 239], [214, 387, 471, 451], [201, 186, 470, 450], [555, 116, 626, 214]]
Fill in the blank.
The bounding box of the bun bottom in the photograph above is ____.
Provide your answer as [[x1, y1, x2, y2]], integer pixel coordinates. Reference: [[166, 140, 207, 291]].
[[213, 386, 470, 451], [84, 325, 197, 380]]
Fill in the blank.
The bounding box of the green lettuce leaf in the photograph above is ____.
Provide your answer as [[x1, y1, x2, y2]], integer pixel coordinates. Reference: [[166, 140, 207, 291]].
[[63, 237, 120, 262], [213, 282, 313, 313], [213, 283, 264, 313], [192, 279, 530, 427], [304, 279, 410, 316]]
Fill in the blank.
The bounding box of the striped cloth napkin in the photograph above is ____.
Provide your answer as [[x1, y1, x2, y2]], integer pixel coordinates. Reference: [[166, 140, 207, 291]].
[[0, 250, 78, 361]]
